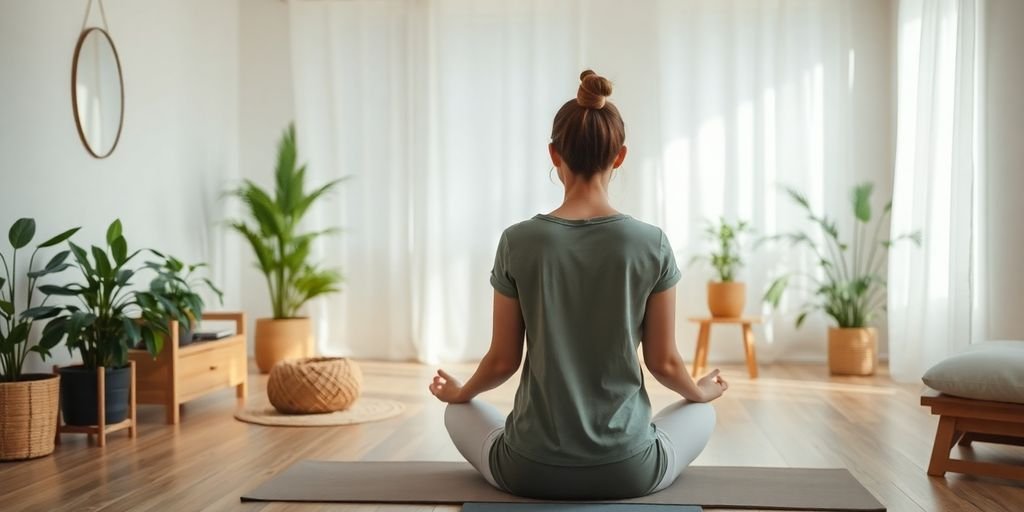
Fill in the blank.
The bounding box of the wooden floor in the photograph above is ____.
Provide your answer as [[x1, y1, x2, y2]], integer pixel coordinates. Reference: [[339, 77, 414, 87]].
[[2, 361, 1023, 512]]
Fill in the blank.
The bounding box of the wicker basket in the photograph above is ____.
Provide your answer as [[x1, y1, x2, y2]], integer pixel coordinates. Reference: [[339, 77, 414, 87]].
[[0, 373, 60, 461], [828, 327, 878, 376], [267, 357, 362, 414]]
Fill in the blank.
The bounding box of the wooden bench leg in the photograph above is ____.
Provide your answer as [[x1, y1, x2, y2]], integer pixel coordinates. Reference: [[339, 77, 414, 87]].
[[166, 400, 180, 425], [928, 416, 957, 477], [741, 323, 759, 379], [692, 323, 710, 377]]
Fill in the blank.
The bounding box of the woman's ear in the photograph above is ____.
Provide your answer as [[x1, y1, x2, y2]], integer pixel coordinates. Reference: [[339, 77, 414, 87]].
[[548, 143, 563, 168], [612, 145, 628, 169]]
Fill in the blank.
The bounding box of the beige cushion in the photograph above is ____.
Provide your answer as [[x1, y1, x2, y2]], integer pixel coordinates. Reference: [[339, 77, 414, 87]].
[[922, 341, 1024, 404]]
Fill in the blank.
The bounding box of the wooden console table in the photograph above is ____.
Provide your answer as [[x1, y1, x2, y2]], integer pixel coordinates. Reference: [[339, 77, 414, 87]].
[[129, 312, 248, 424], [688, 316, 761, 379]]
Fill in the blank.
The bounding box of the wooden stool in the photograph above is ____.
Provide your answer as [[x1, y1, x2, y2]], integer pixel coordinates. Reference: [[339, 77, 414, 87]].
[[688, 316, 761, 379], [920, 388, 1024, 481]]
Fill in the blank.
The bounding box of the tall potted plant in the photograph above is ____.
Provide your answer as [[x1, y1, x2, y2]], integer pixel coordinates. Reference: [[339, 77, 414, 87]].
[[690, 218, 750, 318], [763, 183, 920, 375], [45, 220, 178, 426], [229, 124, 343, 373], [0, 219, 78, 460]]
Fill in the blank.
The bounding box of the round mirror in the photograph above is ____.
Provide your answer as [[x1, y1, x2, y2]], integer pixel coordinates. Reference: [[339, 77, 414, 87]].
[[72, 27, 124, 159]]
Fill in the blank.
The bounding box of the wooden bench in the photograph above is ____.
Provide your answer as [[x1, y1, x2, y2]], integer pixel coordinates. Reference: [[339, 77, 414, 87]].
[[128, 312, 248, 424], [920, 388, 1024, 481]]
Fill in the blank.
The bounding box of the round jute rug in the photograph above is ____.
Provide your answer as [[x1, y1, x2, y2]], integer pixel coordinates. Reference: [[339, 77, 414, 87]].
[[234, 398, 405, 427]]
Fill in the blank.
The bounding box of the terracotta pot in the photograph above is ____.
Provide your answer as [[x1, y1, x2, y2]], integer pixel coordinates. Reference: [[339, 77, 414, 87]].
[[254, 317, 315, 374], [707, 281, 746, 318], [0, 373, 60, 461], [828, 327, 878, 376]]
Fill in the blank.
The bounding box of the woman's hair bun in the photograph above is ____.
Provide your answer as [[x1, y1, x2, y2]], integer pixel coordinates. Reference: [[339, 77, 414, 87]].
[[577, 69, 613, 109]]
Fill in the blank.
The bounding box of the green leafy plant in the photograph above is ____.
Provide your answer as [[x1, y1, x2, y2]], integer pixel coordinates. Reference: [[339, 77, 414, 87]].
[[44, 220, 178, 369], [228, 123, 344, 319], [138, 253, 223, 334], [762, 183, 921, 328], [0, 219, 79, 381], [689, 218, 751, 282]]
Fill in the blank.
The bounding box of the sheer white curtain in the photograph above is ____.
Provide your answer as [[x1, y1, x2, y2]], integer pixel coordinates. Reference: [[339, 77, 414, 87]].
[[888, 0, 981, 382], [289, 0, 890, 363]]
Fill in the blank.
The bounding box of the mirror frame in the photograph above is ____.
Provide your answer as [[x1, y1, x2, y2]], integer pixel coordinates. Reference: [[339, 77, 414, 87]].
[[71, 27, 125, 159]]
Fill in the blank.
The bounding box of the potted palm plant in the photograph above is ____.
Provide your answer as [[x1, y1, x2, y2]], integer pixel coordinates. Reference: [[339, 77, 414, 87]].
[[44, 220, 178, 426], [229, 124, 344, 373], [140, 253, 223, 346], [690, 218, 750, 317], [0, 219, 78, 460], [763, 183, 920, 375]]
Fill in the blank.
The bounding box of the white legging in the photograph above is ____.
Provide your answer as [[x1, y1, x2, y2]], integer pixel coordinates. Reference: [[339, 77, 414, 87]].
[[444, 399, 716, 494]]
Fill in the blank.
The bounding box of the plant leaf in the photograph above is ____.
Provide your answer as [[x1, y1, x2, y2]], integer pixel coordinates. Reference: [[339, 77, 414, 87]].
[[852, 182, 873, 223], [38, 227, 80, 248], [111, 236, 128, 265], [91, 246, 112, 277], [39, 284, 82, 296], [68, 242, 93, 275], [795, 311, 810, 328], [106, 219, 123, 246], [20, 306, 62, 320], [763, 276, 789, 308], [8, 218, 36, 249]]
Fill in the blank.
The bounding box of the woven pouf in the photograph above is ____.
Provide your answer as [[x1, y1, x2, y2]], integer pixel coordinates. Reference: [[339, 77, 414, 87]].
[[267, 357, 363, 414]]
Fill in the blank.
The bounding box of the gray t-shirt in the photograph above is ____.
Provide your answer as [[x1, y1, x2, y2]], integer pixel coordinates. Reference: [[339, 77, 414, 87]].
[[488, 213, 680, 496]]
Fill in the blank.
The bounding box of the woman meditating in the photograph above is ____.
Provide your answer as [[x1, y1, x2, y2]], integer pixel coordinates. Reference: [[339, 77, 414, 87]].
[[428, 70, 727, 500]]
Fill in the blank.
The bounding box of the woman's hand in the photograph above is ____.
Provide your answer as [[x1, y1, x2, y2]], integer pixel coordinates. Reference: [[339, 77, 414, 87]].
[[428, 369, 469, 403], [696, 369, 729, 403]]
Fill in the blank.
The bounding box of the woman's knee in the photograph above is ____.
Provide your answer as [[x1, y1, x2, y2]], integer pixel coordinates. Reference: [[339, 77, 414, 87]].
[[654, 400, 717, 441], [691, 402, 716, 440], [443, 402, 466, 433]]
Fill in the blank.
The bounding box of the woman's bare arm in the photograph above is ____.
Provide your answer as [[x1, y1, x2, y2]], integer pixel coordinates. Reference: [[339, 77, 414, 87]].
[[641, 286, 728, 402], [429, 291, 526, 403]]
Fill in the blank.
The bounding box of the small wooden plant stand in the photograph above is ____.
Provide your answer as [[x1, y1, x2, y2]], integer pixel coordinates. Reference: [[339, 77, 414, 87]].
[[921, 388, 1024, 481], [53, 361, 137, 447]]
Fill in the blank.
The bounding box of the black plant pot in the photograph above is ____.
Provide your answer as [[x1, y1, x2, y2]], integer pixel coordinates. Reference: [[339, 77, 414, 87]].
[[58, 365, 131, 426]]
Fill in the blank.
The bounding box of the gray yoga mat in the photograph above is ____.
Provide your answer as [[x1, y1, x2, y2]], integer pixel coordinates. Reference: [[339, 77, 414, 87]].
[[463, 504, 701, 512], [240, 461, 886, 511]]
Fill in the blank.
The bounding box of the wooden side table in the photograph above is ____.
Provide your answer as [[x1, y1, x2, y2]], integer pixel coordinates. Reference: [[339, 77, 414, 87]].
[[688, 316, 761, 379]]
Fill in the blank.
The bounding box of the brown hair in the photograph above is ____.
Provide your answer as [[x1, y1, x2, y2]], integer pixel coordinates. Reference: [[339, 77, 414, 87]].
[[550, 70, 626, 179]]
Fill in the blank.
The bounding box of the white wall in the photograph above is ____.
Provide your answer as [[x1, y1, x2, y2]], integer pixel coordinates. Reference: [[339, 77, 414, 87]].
[[981, 0, 1024, 340], [1, 0, 902, 367], [0, 0, 241, 373], [238, 0, 296, 349]]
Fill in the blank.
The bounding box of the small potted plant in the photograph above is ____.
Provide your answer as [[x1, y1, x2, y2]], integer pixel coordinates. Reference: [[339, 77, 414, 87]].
[[0, 219, 79, 460], [139, 253, 223, 346], [690, 218, 750, 318], [228, 124, 344, 373], [763, 183, 920, 375], [44, 220, 178, 426]]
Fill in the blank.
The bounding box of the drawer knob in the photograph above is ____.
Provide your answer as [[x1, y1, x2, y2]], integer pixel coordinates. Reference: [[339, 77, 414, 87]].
[[209, 365, 218, 371]]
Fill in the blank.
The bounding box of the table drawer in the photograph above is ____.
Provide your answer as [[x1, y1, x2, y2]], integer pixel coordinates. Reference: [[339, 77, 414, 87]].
[[178, 344, 241, 400]]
